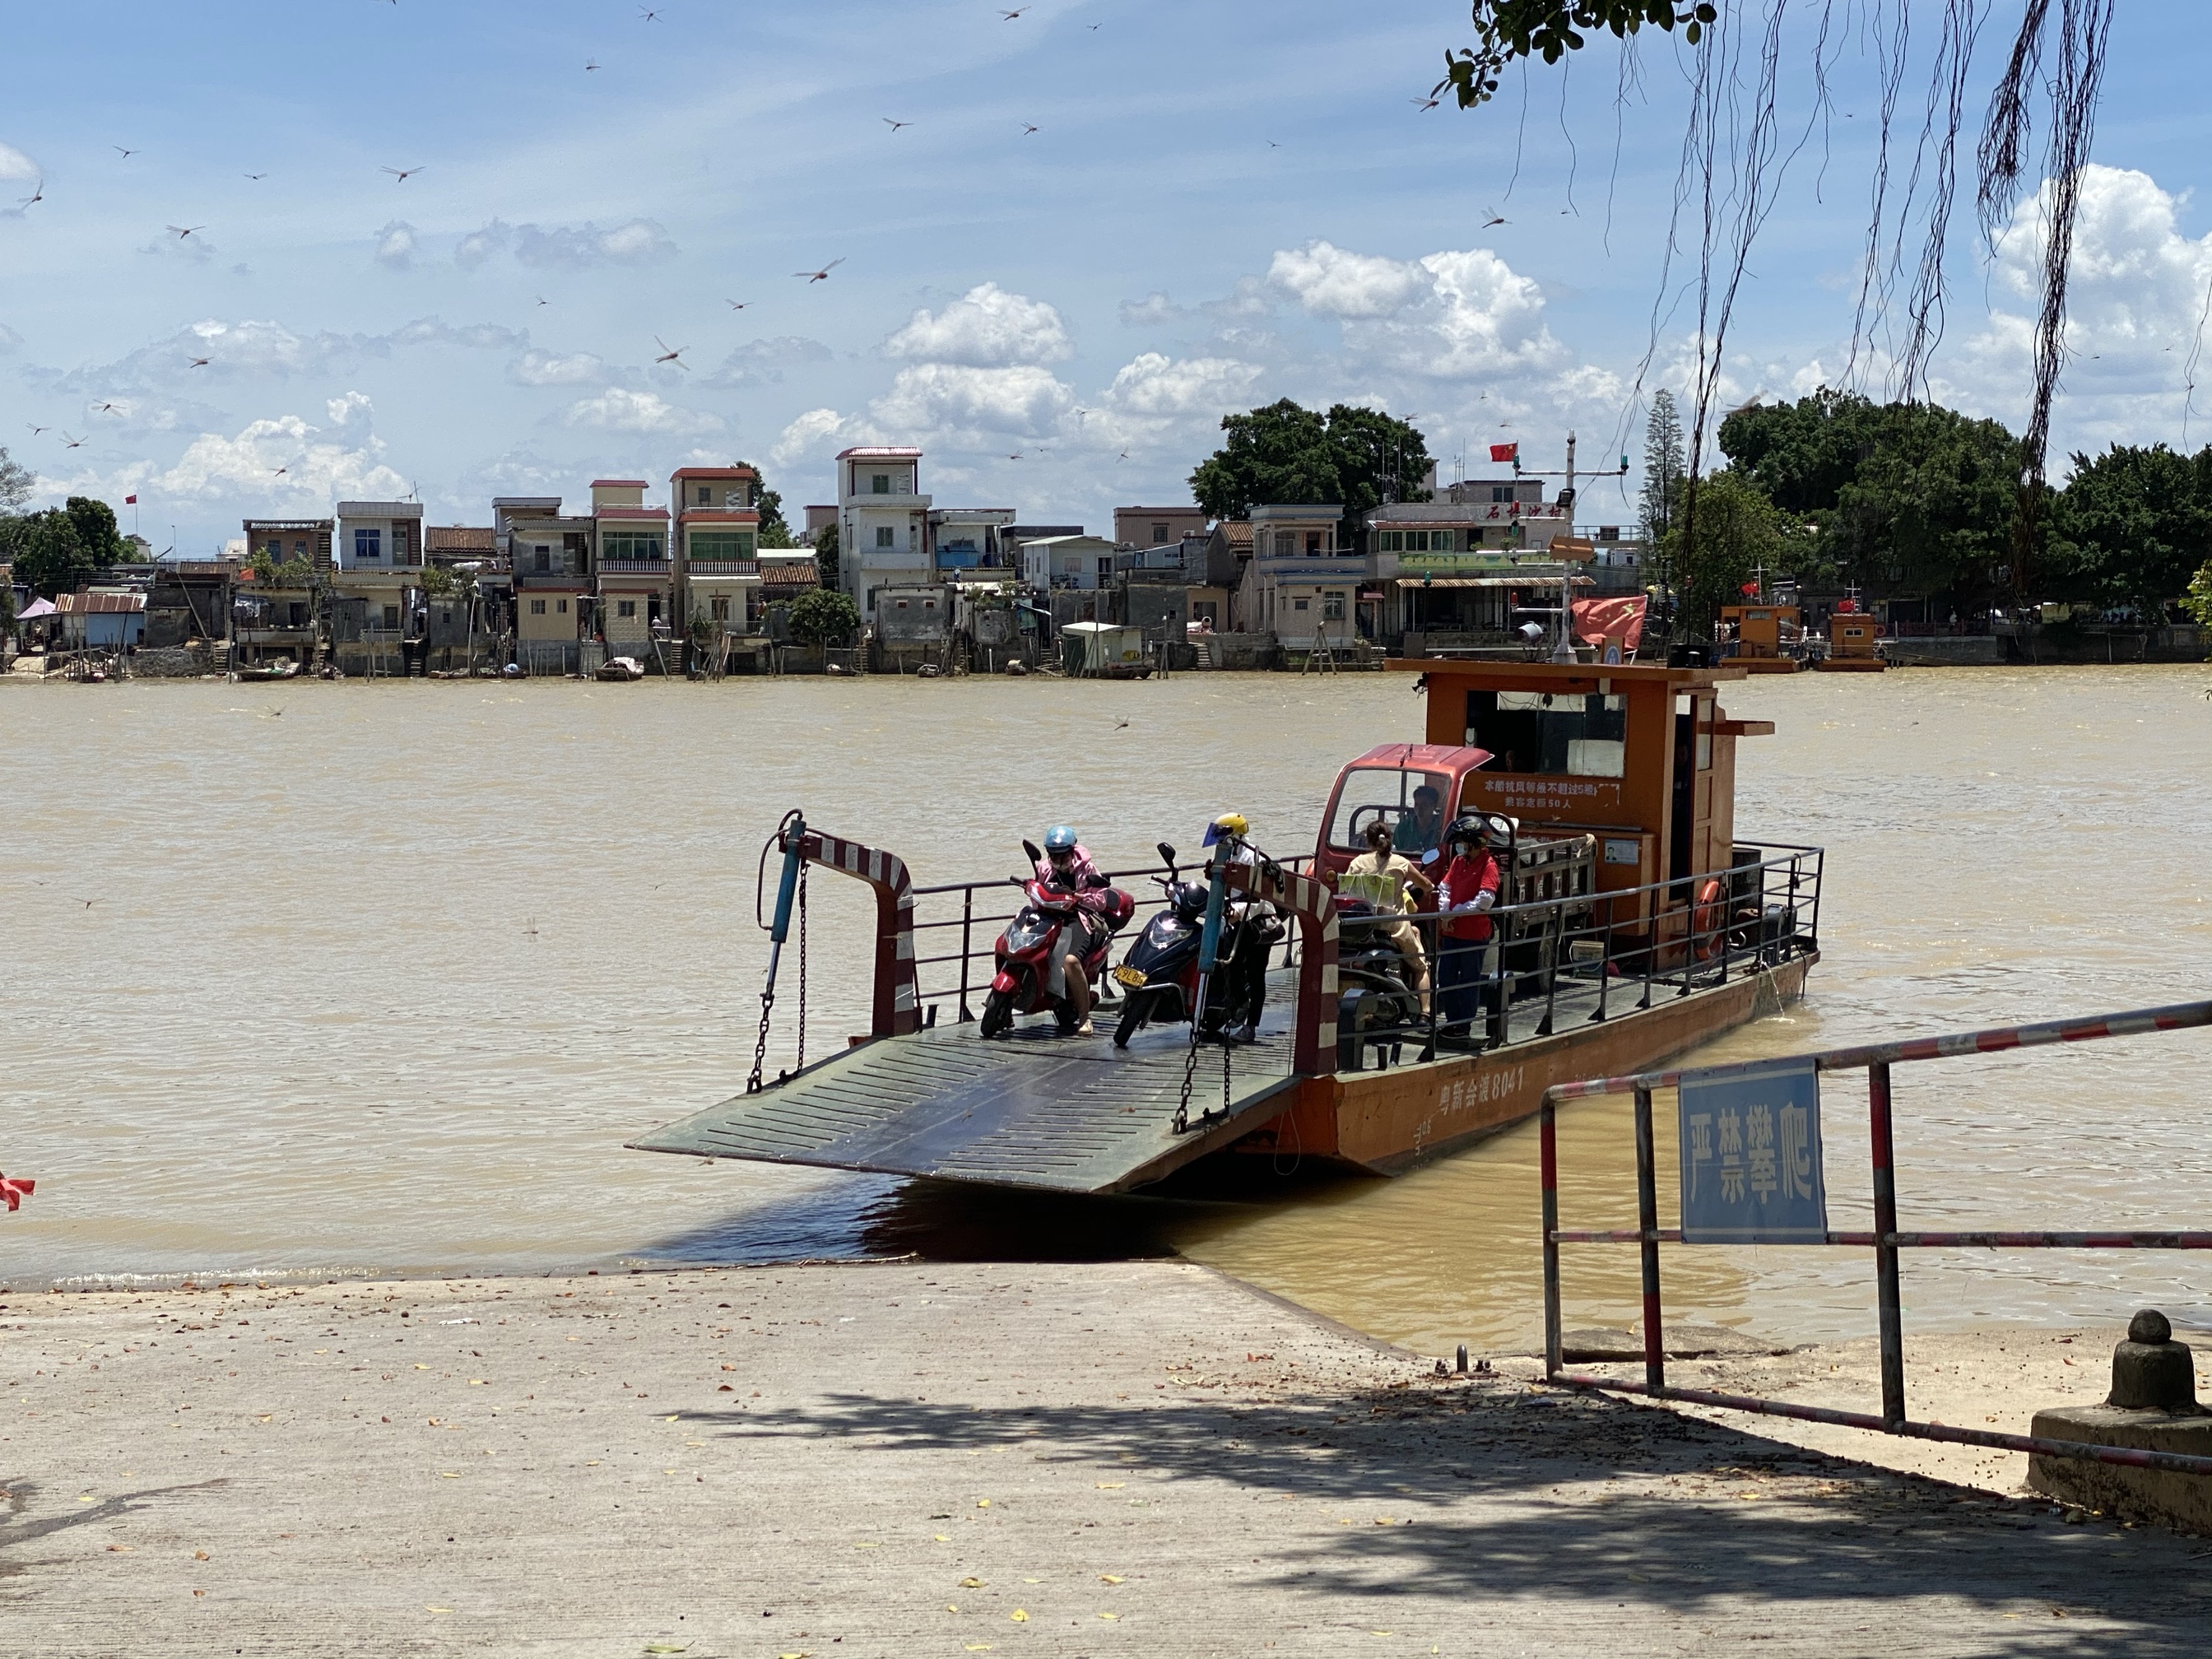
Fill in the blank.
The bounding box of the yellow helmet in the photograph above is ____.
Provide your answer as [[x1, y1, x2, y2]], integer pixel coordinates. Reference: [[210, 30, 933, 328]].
[[1203, 811, 1249, 848]]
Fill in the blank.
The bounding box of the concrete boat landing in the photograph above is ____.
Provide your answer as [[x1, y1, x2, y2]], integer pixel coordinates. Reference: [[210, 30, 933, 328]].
[[631, 997, 1303, 1193]]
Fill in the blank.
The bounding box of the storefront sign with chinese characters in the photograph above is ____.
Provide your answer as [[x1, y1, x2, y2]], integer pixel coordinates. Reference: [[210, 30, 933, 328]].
[[1677, 1057, 1828, 1243]]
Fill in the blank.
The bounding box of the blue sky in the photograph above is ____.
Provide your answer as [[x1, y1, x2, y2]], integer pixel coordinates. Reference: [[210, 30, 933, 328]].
[[4, 1, 2210, 554]]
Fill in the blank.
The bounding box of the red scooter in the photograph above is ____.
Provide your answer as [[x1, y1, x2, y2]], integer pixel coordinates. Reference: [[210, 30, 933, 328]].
[[978, 841, 1135, 1039]]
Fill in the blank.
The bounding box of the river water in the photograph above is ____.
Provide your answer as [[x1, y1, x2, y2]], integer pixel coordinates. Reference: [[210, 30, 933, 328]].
[[3, 667, 2209, 1352]]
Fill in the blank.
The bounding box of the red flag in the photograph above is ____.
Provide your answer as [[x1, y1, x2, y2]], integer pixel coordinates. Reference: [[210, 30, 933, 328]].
[[1570, 595, 1647, 653], [125, 494, 138, 504], [1489, 442, 1517, 463], [1740, 581, 1759, 596]]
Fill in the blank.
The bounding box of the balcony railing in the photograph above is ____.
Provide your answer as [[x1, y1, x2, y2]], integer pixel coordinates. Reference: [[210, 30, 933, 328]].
[[685, 560, 760, 577], [598, 559, 672, 575]]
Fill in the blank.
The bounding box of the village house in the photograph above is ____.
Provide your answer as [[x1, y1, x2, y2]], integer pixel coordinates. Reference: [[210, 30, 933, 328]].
[[499, 497, 593, 675], [589, 480, 673, 662], [835, 446, 931, 622], [1369, 481, 1579, 649], [241, 517, 334, 574], [928, 506, 1017, 575], [671, 465, 762, 651], [1236, 503, 1365, 649], [330, 501, 425, 668], [1113, 504, 1208, 551], [55, 589, 146, 653]]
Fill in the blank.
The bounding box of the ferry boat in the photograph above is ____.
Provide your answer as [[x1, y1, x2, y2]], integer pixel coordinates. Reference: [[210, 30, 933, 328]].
[[634, 657, 1821, 1192], [1716, 602, 1810, 674]]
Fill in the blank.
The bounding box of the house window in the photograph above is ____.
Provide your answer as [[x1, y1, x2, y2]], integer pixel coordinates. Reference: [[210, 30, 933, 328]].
[[1380, 531, 1402, 551], [690, 530, 755, 560], [875, 526, 895, 548], [1096, 556, 1114, 581], [696, 485, 712, 505], [617, 600, 637, 619], [355, 527, 383, 561], [263, 539, 281, 557], [1273, 532, 1294, 555], [382, 604, 400, 629], [1492, 486, 1514, 504], [1151, 522, 1169, 542], [1322, 592, 1346, 620], [287, 602, 306, 627], [709, 597, 731, 621], [557, 599, 569, 615], [530, 598, 547, 616], [601, 530, 665, 561], [534, 546, 551, 573], [1304, 531, 1322, 554], [291, 541, 307, 558], [393, 524, 412, 560], [871, 473, 890, 494], [1292, 597, 1310, 611]]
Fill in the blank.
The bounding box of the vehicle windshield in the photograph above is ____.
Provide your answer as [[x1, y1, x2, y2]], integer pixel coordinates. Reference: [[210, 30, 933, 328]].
[[1327, 768, 1449, 852]]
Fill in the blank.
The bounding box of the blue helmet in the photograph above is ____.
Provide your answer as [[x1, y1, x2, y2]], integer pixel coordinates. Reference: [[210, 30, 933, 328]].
[[1043, 825, 1080, 853]]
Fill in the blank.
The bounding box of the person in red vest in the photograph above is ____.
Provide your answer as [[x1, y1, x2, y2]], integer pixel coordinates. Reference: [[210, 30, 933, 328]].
[[1434, 813, 1503, 1044]]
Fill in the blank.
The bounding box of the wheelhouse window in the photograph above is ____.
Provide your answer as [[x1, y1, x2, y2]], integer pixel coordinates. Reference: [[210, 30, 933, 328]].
[[1327, 768, 1449, 852], [1465, 689, 1627, 778]]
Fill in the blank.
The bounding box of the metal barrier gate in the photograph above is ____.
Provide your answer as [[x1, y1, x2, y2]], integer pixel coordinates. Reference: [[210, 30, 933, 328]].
[[1537, 997, 2212, 1478]]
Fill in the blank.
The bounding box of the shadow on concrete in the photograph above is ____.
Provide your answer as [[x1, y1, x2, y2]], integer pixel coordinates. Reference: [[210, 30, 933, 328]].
[[681, 1379, 2205, 1653], [0, 1475, 229, 1578]]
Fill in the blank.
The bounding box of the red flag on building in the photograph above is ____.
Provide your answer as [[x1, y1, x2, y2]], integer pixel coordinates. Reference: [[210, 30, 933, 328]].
[[1740, 580, 1759, 596], [124, 494, 137, 504], [1489, 442, 1518, 463]]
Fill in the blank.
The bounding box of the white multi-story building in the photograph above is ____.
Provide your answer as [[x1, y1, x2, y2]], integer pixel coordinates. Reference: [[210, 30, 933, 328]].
[[835, 445, 930, 621]]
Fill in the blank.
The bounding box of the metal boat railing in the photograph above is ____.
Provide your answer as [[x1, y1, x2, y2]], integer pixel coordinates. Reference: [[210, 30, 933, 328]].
[[900, 841, 1821, 1053], [1535, 998, 2212, 1478], [1325, 842, 1823, 1068]]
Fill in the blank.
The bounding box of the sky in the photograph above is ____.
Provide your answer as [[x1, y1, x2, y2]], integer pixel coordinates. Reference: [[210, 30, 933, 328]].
[[5, 1, 2212, 555]]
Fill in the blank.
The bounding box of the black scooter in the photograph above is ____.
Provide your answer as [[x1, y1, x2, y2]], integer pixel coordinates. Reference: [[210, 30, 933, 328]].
[[1331, 896, 1426, 1067], [1108, 842, 1283, 1049]]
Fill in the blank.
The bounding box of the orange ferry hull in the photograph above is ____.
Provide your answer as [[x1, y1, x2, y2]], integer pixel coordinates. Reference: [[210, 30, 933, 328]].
[[1234, 953, 1815, 1175]]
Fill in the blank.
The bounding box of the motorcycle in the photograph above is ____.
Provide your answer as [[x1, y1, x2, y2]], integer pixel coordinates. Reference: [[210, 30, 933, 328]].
[[978, 840, 1135, 1039], [1108, 841, 1285, 1049], [1331, 895, 1426, 1067]]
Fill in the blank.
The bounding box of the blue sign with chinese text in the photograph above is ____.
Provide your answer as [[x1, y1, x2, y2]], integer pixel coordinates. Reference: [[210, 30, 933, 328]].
[[1678, 1057, 1828, 1243]]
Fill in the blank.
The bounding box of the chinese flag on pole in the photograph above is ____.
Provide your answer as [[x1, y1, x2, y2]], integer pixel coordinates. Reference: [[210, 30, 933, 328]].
[[1740, 580, 1759, 596], [1489, 442, 1518, 463], [125, 494, 138, 504]]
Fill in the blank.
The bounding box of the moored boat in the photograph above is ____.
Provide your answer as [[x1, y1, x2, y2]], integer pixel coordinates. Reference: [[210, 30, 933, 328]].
[[594, 655, 646, 681], [636, 657, 1821, 1192]]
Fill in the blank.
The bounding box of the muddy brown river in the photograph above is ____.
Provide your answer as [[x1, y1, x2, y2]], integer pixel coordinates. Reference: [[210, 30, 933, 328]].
[[3, 666, 2208, 1351]]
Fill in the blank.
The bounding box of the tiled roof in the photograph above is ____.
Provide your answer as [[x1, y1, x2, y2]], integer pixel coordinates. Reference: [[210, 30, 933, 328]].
[[57, 591, 147, 615], [760, 558, 820, 588], [427, 526, 496, 552], [671, 465, 759, 479], [1221, 521, 1253, 550]]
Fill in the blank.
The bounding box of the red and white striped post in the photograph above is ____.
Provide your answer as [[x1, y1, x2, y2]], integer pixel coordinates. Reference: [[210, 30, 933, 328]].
[[792, 827, 922, 1039]]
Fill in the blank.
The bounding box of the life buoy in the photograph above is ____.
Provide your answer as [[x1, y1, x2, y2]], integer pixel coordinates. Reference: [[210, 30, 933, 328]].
[[1693, 878, 1726, 960]]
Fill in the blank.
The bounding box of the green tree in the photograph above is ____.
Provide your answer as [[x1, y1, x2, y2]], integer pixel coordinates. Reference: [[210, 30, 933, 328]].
[[731, 459, 797, 547], [1665, 470, 1789, 635], [1639, 389, 1685, 551], [1719, 391, 2020, 602], [811, 519, 840, 592], [1434, 2, 1716, 109], [1189, 398, 1430, 548], [2183, 560, 2212, 629], [1, 509, 99, 598], [2046, 444, 2212, 611], [0, 445, 31, 512], [786, 585, 859, 647]]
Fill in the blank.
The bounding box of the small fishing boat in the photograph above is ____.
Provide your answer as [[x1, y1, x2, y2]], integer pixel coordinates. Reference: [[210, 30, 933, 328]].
[[639, 657, 1823, 1195], [233, 660, 301, 684], [594, 655, 646, 682]]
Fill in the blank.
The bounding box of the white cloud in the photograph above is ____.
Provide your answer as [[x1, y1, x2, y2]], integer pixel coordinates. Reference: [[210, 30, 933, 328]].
[[1119, 291, 1183, 327], [1102, 351, 1265, 421], [558, 388, 722, 435], [871, 362, 1073, 436], [1940, 165, 2212, 459], [38, 316, 524, 393], [1269, 242, 1430, 318], [509, 350, 610, 386], [884, 282, 1072, 367], [0, 142, 38, 183], [704, 335, 834, 388], [141, 392, 409, 504], [771, 407, 853, 470], [374, 220, 418, 270], [518, 219, 676, 268], [455, 221, 509, 268]]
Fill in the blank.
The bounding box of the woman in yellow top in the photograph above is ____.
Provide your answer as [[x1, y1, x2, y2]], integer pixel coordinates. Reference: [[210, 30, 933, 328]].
[[1339, 819, 1437, 1013]]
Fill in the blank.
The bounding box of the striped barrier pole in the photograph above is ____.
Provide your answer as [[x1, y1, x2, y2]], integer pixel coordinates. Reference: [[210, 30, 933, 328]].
[[796, 829, 921, 1039]]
